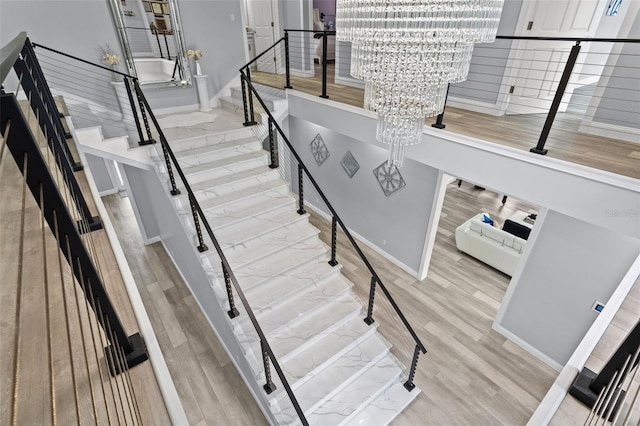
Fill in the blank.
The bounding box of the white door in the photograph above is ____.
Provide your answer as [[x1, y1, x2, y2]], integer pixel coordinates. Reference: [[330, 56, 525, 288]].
[[505, 0, 607, 115], [246, 0, 279, 73]]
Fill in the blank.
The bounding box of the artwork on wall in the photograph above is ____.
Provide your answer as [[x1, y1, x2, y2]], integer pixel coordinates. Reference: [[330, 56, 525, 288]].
[[341, 151, 360, 178], [373, 161, 406, 197], [161, 3, 170, 14], [606, 0, 622, 16], [151, 2, 163, 14], [310, 133, 330, 166], [143, 1, 152, 12]]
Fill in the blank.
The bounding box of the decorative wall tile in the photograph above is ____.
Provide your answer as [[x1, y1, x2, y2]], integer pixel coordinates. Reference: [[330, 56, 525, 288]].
[[373, 161, 406, 197], [340, 150, 360, 178], [310, 133, 329, 166]]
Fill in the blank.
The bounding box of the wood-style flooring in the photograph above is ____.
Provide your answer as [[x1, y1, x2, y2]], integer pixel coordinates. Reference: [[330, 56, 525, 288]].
[[251, 64, 640, 179], [103, 177, 558, 425]]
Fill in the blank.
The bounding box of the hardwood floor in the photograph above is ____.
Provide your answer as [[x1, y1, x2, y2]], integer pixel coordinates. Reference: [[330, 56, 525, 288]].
[[251, 65, 640, 179], [102, 194, 269, 426]]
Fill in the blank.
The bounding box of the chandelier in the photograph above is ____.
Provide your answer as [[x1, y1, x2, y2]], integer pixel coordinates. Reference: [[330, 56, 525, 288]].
[[336, 0, 504, 166]]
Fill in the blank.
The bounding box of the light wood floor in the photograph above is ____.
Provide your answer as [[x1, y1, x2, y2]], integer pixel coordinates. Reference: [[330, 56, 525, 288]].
[[0, 107, 169, 424], [251, 65, 640, 179], [103, 174, 558, 425], [103, 194, 269, 426]]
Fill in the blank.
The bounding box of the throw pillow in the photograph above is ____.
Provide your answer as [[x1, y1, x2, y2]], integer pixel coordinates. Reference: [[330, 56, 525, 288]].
[[481, 214, 494, 226]]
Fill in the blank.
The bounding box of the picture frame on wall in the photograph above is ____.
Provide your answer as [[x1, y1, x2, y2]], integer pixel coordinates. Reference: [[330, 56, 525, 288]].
[[143, 1, 152, 12], [161, 3, 170, 14], [151, 2, 162, 14], [154, 17, 168, 31]]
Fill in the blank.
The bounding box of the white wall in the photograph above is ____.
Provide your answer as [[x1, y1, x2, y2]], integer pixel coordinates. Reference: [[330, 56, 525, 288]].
[[286, 115, 441, 275], [496, 210, 640, 368], [85, 153, 117, 195]]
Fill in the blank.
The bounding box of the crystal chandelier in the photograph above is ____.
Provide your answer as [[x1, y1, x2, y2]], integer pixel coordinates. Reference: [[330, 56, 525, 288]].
[[337, 0, 504, 166]]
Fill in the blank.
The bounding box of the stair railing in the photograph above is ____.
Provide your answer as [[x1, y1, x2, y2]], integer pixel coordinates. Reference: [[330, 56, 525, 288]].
[[239, 66, 428, 391], [131, 80, 309, 425]]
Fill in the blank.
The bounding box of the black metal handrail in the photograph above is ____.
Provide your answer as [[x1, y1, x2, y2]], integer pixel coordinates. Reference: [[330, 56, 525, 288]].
[[244, 36, 285, 70], [132, 81, 309, 425], [239, 65, 428, 389]]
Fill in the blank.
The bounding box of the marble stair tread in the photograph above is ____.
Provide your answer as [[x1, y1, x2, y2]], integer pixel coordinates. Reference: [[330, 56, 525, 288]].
[[187, 166, 281, 198], [229, 238, 329, 290], [169, 128, 255, 152], [236, 274, 352, 337], [271, 333, 392, 414], [244, 259, 342, 314], [216, 220, 319, 269], [283, 316, 378, 385], [205, 191, 296, 230], [343, 380, 421, 426], [177, 178, 288, 212], [214, 207, 310, 247], [181, 151, 268, 184], [172, 137, 262, 166], [307, 357, 405, 426]]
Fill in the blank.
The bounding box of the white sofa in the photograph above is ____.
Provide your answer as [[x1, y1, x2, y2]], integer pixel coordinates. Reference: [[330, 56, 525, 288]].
[[454, 213, 526, 276]]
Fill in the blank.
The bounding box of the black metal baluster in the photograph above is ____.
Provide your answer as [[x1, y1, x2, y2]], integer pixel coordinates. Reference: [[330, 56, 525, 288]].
[[329, 215, 338, 266], [284, 31, 292, 89], [163, 33, 171, 61], [222, 263, 240, 319], [240, 72, 251, 126], [246, 67, 256, 124], [320, 31, 329, 99], [297, 163, 306, 215], [530, 42, 582, 155], [268, 117, 277, 168], [431, 83, 450, 129], [403, 345, 421, 391], [160, 141, 180, 195], [364, 276, 376, 325], [154, 28, 163, 58], [261, 340, 276, 394], [132, 80, 156, 145], [123, 77, 145, 145], [189, 194, 208, 252]]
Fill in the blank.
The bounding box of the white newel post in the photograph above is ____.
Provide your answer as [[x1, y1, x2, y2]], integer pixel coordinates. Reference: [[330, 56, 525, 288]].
[[194, 75, 212, 112]]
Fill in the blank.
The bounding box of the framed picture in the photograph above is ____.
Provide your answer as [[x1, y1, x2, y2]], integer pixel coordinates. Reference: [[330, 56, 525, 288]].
[[161, 3, 170, 14], [155, 17, 168, 31], [151, 2, 162, 14], [143, 1, 152, 12]]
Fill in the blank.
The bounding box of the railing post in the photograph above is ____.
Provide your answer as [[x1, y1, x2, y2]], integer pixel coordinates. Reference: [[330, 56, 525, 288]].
[[431, 83, 450, 129], [530, 42, 582, 155], [329, 215, 338, 266], [284, 30, 292, 89], [123, 77, 146, 145], [364, 276, 376, 325], [163, 33, 171, 61], [154, 28, 163, 58], [132, 80, 156, 145], [268, 117, 278, 168], [246, 67, 256, 124], [320, 31, 329, 99], [241, 69, 257, 126], [403, 345, 421, 391], [222, 263, 240, 319], [159, 141, 180, 195], [296, 163, 306, 215], [261, 340, 277, 394], [189, 194, 208, 252]]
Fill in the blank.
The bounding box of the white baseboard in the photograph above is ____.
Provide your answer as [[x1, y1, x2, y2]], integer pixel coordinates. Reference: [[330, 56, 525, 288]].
[[99, 188, 119, 196], [492, 323, 564, 372], [290, 68, 315, 78], [144, 235, 162, 245], [578, 119, 640, 145], [304, 202, 420, 278], [446, 95, 504, 116]]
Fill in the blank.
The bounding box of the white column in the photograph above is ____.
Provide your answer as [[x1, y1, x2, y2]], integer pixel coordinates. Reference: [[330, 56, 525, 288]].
[[194, 75, 212, 112]]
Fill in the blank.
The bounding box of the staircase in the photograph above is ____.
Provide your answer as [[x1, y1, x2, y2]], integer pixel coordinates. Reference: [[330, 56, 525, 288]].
[[150, 113, 420, 425]]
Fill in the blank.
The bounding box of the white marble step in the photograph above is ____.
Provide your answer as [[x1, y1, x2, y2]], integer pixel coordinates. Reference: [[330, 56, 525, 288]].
[[173, 137, 262, 167], [214, 207, 310, 247], [205, 191, 296, 230], [174, 178, 288, 213], [344, 380, 421, 426], [225, 235, 329, 291], [214, 219, 319, 271], [244, 258, 342, 315], [235, 274, 352, 336], [271, 333, 391, 414], [188, 166, 281, 200], [307, 357, 406, 426], [168, 127, 255, 153], [181, 151, 268, 185]]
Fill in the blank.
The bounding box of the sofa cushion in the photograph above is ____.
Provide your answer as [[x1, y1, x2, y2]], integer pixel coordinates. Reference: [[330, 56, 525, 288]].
[[503, 219, 531, 240]]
